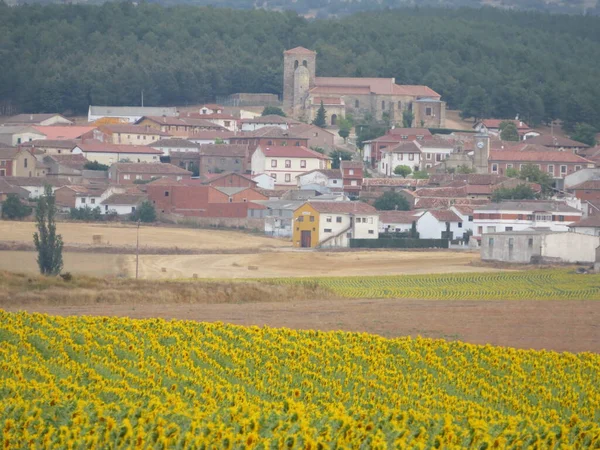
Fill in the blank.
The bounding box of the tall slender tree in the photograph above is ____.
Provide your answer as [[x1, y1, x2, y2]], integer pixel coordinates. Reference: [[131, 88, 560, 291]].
[[33, 185, 64, 275], [312, 101, 327, 128]]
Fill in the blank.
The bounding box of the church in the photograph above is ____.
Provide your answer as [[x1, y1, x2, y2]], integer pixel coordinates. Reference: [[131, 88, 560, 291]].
[[283, 47, 446, 128]]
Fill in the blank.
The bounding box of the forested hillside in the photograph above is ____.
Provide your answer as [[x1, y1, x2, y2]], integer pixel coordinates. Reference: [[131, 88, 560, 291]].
[[6, 0, 600, 17], [1, 3, 599, 130]]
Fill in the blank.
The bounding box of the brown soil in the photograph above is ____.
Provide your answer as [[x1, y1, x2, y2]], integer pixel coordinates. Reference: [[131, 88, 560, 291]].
[[5, 299, 598, 353]]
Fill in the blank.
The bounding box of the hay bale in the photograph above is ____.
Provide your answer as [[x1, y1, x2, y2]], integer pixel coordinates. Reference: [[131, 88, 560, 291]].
[[192, 273, 198, 279], [161, 267, 167, 273], [92, 234, 103, 244], [247, 265, 259, 271]]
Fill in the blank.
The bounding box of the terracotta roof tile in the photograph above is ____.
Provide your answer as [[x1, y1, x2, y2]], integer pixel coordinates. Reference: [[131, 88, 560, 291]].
[[570, 216, 600, 228], [260, 145, 330, 160], [101, 193, 147, 205], [284, 46, 316, 54], [111, 162, 191, 175], [379, 211, 419, 223], [76, 141, 162, 155], [307, 201, 377, 214], [489, 150, 594, 164], [427, 209, 462, 222], [570, 180, 600, 190], [524, 135, 589, 148]]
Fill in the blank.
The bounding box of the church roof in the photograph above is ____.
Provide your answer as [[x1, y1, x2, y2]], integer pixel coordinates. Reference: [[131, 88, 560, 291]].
[[312, 77, 441, 98], [284, 46, 316, 54]]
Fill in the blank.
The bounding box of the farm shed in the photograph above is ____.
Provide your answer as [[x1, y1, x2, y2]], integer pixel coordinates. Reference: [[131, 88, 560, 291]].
[[481, 231, 600, 264]]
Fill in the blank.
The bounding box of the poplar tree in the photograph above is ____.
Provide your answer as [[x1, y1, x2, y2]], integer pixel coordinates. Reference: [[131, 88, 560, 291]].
[[312, 101, 327, 128], [33, 185, 64, 275]]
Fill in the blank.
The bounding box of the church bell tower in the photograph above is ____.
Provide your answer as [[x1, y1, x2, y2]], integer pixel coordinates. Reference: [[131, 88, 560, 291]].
[[283, 47, 317, 114], [473, 133, 490, 174]]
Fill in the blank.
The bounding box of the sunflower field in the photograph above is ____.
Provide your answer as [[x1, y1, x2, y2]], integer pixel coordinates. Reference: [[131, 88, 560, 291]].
[[1, 311, 599, 448], [271, 270, 600, 300]]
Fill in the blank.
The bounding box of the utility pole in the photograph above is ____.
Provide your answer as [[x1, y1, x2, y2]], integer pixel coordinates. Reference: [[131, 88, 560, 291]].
[[141, 90, 144, 107], [135, 220, 141, 279]]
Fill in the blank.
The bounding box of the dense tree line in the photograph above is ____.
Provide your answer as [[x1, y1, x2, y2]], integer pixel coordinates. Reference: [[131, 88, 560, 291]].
[[1, 3, 599, 131], [9, 0, 600, 17]]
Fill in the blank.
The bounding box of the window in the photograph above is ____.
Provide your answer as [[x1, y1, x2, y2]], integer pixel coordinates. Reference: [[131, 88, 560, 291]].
[[351, 180, 358, 186], [297, 216, 304, 222], [332, 180, 338, 184], [575, 165, 582, 171], [349, 169, 354, 175], [324, 228, 332, 233], [486, 226, 496, 232], [548, 165, 554, 174], [285, 174, 291, 182], [165, 191, 169, 197], [143, 135, 147, 140], [468, 215, 473, 222], [478, 226, 483, 234], [267, 140, 273, 146], [401, 135, 408, 139], [81, 198, 86, 204], [271, 160, 277, 168], [426, 153, 432, 160], [558, 215, 565, 222], [0, 169, 4, 176], [526, 214, 533, 220], [336, 217, 342, 223], [346, 232, 352, 238], [381, 101, 385, 109], [368, 230, 374, 234], [398, 101, 402, 110], [355, 100, 359, 108], [281, 141, 287, 146], [326, 216, 332, 222], [458, 222, 463, 228], [124, 174, 131, 180], [492, 164, 498, 173], [426, 164, 432, 169], [224, 121, 231, 127], [295, 141, 300, 146], [24, 158, 27, 168], [488, 238, 494, 247], [505, 227, 513, 231], [228, 197, 233, 203], [426, 107, 432, 116], [17, 138, 21, 144], [528, 238, 533, 248], [520, 164, 525, 170], [285, 160, 291, 168], [91, 198, 95, 204], [271, 174, 277, 180], [508, 238, 514, 248], [136, 175, 142, 180], [137, 135, 140, 140], [506, 164, 513, 169], [560, 165, 567, 174], [309, 216, 315, 222], [535, 214, 552, 221], [409, 153, 414, 161], [299, 160, 306, 168]]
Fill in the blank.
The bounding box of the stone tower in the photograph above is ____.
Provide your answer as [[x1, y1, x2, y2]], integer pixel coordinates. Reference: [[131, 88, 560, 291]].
[[473, 132, 490, 174], [283, 47, 317, 114]]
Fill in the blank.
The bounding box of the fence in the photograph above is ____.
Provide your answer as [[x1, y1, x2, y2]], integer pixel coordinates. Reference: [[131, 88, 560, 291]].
[[350, 238, 449, 249]]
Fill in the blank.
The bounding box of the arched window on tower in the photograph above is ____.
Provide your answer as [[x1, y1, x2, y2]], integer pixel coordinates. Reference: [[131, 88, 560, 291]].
[[303, 60, 308, 67], [398, 101, 402, 110], [355, 100, 359, 108], [381, 100, 385, 110], [294, 60, 299, 69]]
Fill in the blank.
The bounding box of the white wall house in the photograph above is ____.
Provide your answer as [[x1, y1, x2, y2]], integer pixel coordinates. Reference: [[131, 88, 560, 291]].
[[296, 169, 343, 190], [100, 192, 147, 215], [72, 142, 163, 165], [569, 216, 600, 236], [417, 140, 454, 170], [1, 177, 65, 199], [473, 201, 583, 238], [417, 209, 465, 240], [311, 202, 379, 248], [150, 139, 199, 156], [88, 106, 178, 123], [378, 211, 422, 233], [0, 126, 47, 146], [251, 145, 331, 187], [252, 173, 275, 190], [240, 115, 290, 132], [379, 142, 422, 176], [450, 206, 475, 235]]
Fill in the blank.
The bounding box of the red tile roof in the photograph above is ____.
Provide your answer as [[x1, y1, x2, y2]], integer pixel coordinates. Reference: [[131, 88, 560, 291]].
[[379, 211, 419, 223], [427, 209, 462, 222], [76, 141, 163, 155], [363, 178, 428, 187], [284, 46, 316, 54], [260, 145, 330, 160], [313, 97, 343, 105], [241, 115, 294, 124], [570, 180, 600, 190], [308, 201, 377, 214], [489, 150, 594, 164], [523, 135, 588, 148], [100, 124, 171, 136], [415, 186, 468, 198], [452, 205, 474, 215], [139, 116, 226, 129], [340, 161, 363, 169], [570, 216, 600, 228], [388, 128, 431, 137], [198, 144, 248, 158], [480, 119, 531, 130], [187, 130, 236, 140], [33, 126, 96, 140], [384, 142, 421, 154], [313, 77, 441, 98], [111, 162, 191, 175]]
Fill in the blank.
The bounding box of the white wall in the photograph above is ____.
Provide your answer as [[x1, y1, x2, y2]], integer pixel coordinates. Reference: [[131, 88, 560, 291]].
[[297, 171, 342, 189], [380, 151, 421, 176], [20, 185, 60, 199], [251, 148, 328, 186], [353, 214, 379, 239], [417, 212, 464, 239], [473, 219, 577, 237], [241, 122, 288, 132], [76, 196, 102, 209], [571, 227, 600, 236], [319, 213, 378, 248], [253, 174, 275, 190], [543, 233, 600, 263], [102, 204, 138, 215], [73, 148, 160, 165]]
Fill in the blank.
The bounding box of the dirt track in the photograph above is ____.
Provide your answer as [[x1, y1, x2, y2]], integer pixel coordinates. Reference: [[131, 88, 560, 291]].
[[6, 299, 598, 353]]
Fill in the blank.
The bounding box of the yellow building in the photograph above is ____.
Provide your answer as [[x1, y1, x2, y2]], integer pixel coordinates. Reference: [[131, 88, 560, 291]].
[[293, 201, 379, 248]]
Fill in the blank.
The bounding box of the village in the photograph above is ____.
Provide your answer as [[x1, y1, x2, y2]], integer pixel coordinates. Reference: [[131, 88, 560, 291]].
[[1, 47, 599, 267]]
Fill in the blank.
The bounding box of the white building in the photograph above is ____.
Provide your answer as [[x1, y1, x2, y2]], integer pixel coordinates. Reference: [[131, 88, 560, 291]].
[[473, 201, 583, 238], [240, 115, 291, 132], [100, 192, 147, 215], [251, 145, 331, 187], [417, 209, 465, 240], [198, 104, 224, 115], [1, 177, 66, 198], [296, 168, 343, 190], [72, 141, 163, 165], [88, 106, 178, 123], [379, 141, 421, 176], [378, 210, 422, 233], [450, 205, 475, 235], [150, 139, 199, 156], [2, 114, 73, 126], [252, 173, 275, 190], [0, 126, 47, 146], [481, 231, 600, 264], [569, 216, 600, 236], [417, 139, 454, 170]]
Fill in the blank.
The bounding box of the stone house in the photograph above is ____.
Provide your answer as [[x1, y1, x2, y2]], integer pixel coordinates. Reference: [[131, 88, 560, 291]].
[[108, 162, 192, 185], [72, 141, 163, 165]]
